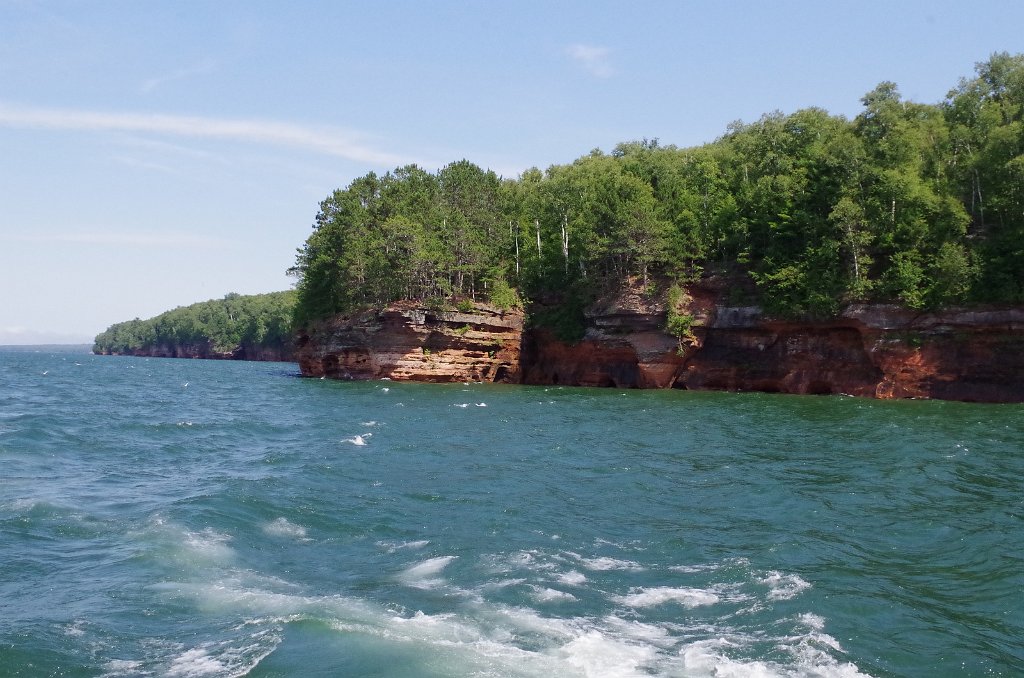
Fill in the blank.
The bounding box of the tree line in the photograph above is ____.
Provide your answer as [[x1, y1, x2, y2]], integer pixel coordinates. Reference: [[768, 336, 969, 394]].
[[93, 291, 296, 355], [286, 53, 1022, 327]]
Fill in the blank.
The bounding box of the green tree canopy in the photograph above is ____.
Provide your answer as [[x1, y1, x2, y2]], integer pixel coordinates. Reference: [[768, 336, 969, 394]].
[[289, 54, 1024, 327]]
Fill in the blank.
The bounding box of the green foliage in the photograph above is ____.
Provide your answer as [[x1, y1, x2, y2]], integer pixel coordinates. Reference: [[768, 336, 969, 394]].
[[527, 284, 592, 344], [287, 55, 1024, 324], [93, 291, 296, 355], [665, 284, 695, 350], [488, 276, 522, 311]]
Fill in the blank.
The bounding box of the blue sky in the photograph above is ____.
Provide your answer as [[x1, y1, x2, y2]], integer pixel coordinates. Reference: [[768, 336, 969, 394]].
[[2, 0, 1022, 343]]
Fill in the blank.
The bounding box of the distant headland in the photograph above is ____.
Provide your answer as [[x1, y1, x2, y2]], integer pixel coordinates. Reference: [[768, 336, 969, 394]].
[[97, 54, 1024, 401]]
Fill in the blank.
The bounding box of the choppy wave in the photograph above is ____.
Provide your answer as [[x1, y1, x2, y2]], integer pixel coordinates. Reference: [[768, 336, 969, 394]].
[[3, 352, 1021, 676]]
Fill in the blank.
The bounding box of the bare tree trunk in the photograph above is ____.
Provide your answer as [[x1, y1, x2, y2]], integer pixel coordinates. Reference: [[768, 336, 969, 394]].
[[845, 223, 860, 283], [561, 213, 569, 275], [513, 222, 520, 277], [974, 169, 985, 229], [535, 218, 541, 256]]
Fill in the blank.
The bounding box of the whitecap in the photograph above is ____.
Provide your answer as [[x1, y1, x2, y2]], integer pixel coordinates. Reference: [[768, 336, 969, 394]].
[[571, 553, 645, 571], [262, 517, 308, 540], [182, 528, 235, 564], [99, 659, 144, 677], [602, 615, 675, 649], [361, 420, 378, 427], [613, 586, 720, 608], [475, 402, 487, 407], [166, 647, 223, 676], [679, 626, 870, 678], [378, 539, 430, 553], [798, 612, 826, 631], [343, 433, 372, 446], [760, 571, 812, 601], [454, 403, 470, 408], [399, 555, 458, 588], [531, 586, 577, 603], [64, 620, 87, 637], [680, 638, 779, 678], [477, 577, 527, 591], [559, 629, 659, 678], [556, 570, 587, 586]]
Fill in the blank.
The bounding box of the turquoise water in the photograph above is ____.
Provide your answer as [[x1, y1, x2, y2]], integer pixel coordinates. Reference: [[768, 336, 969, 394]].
[[1, 349, 1021, 677]]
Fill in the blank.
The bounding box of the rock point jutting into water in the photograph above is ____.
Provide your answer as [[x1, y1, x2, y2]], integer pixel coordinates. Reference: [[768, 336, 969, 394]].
[[296, 282, 1024, 403], [296, 301, 524, 384]]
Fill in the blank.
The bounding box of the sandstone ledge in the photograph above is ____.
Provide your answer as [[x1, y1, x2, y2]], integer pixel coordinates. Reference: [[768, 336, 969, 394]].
[[296, 301, 524, 383], [297, 296, 1024, 403]]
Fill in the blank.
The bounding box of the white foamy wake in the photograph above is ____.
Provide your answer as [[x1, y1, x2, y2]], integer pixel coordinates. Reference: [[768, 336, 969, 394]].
[[568, 552, 645, 572], [185, 531, 234, 563], [100, 634, 281, 678], [399, 555, 459, 588], [613, 586, 721, 609], [557, 570, 588, 586], [760, 571, 812, 601], [679, 623, 868, 678], [166, 647, 224, 676], [530, 586, 578, 603], [142, 570, 869, 678], [128, 524, 864, 678], [378, 539, 430, 553]]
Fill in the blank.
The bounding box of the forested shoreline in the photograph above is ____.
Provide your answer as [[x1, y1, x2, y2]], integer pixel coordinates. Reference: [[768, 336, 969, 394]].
[[290, 54, 1024, 336], [93, 291, 295, 358]]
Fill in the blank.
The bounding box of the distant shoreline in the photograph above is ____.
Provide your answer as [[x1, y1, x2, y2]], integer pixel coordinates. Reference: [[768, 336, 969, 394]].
[[0, 344, 93, 353]]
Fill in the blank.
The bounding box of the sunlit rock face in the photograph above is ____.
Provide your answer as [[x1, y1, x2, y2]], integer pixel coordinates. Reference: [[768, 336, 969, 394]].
[[296, 301, 524, 384], [299, 292, 1024, 403], [675, 305, 1024, 401]]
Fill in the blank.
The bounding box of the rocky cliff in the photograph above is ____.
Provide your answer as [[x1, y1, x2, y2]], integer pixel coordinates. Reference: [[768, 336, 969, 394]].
[[97, 342, 293, 362], [296, 301, 524, 383], [298, 291, 1024, 403]]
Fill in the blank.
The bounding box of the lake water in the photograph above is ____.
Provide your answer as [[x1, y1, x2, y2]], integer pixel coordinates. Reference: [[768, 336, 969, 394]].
[[1, 349, 1021, 677]]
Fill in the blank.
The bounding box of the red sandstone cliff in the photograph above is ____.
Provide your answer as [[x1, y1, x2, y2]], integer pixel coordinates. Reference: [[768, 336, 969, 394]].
[[297, 291, 1024, 403], [97, 342, 293, 362], [296, 301, 524, 383]]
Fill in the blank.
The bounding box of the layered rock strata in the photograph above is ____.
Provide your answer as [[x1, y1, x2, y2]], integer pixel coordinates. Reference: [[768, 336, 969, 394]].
[[98, 342, 292, 362], [298, 294, 1024, 402], [526, 301, 1024, 402], [296, 301, 524, 383]]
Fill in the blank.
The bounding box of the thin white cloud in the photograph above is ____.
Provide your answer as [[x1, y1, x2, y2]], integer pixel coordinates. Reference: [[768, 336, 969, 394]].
[[565, 43, 615, 78], [0, 102, 415, 167], [111, 155, 180, 175], [141, 60, 216, 93], [113, 135, 229, 163]]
